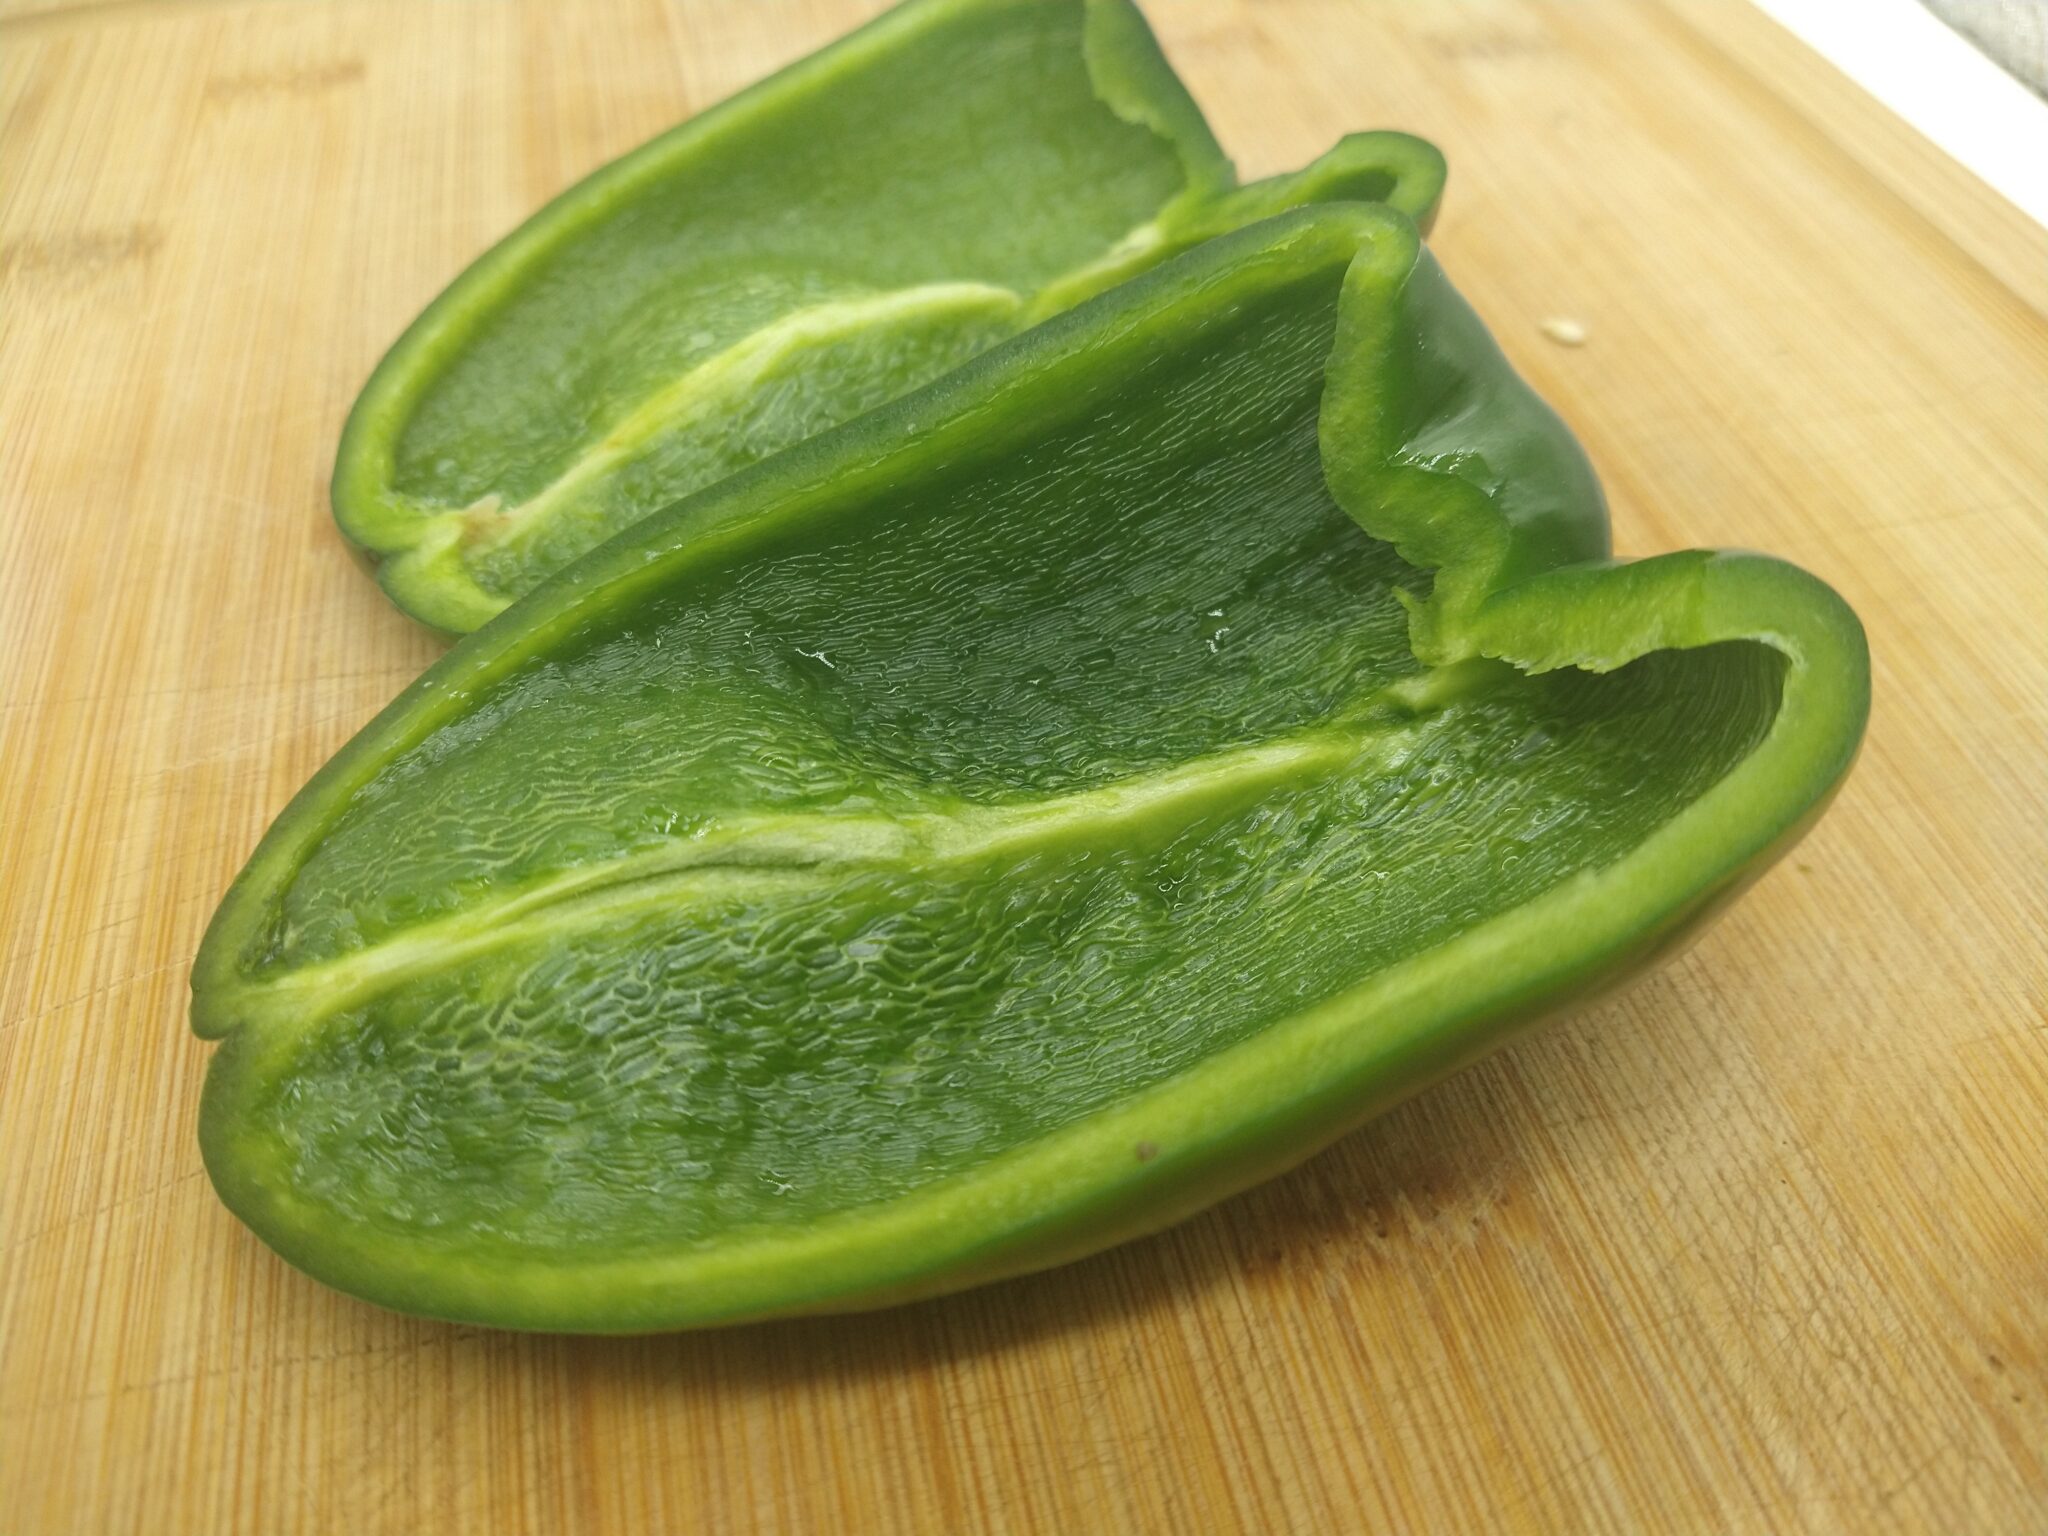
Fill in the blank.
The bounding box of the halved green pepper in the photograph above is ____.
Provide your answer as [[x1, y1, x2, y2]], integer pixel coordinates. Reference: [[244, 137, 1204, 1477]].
[[196, 203, 1868, 1331], [332, 0, 1445, 632]]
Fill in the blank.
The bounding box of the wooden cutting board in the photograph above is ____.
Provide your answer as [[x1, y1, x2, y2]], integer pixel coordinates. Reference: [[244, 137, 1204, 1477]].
[[3, 1, 2043, 1531]]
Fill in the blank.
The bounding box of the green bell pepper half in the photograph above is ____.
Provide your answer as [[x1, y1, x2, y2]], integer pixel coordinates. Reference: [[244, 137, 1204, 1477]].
[[196, 203, 1868, 1331], [330, 0, 1445, 633]]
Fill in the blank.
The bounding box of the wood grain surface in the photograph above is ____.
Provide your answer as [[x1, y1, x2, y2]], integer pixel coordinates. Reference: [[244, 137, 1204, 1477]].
[[3, 1, 2045, 1531]]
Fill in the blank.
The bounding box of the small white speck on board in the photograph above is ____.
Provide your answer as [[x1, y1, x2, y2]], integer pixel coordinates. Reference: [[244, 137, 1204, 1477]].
[[1540, 316, 1588, 346]]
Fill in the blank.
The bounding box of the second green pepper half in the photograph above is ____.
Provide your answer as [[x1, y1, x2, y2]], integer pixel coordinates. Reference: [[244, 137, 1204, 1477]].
[[332, 0, 1446, 632]]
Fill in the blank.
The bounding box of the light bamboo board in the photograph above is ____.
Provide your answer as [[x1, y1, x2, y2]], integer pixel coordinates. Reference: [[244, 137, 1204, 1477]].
[[3, 1, 2044, 1531]]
